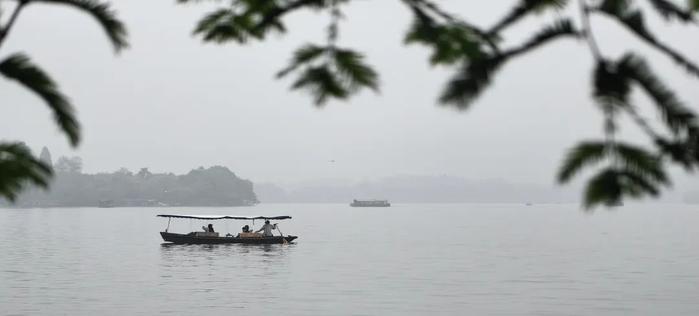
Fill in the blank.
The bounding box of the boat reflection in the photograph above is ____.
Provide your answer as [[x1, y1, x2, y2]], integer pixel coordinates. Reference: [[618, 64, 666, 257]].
[[159, 242, 295, 263], [159, 242, 293, 252]]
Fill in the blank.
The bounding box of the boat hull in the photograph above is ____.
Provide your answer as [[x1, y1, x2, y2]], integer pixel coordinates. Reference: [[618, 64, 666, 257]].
[[160, 232, 297, 244], [350, 203, 391, 207]]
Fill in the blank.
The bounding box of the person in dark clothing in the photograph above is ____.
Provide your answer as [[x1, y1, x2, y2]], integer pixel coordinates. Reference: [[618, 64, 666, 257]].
[[208, 223, 215, 233], [242, 225, 250, 233]]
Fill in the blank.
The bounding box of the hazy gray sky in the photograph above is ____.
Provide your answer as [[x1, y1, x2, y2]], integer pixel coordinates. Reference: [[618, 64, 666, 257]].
[[2, 1, 699, 192]]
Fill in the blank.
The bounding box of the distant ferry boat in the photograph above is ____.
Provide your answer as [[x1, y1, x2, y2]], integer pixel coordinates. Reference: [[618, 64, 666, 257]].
[[350, 199, 391, 207], [98, 199, 165, 208]]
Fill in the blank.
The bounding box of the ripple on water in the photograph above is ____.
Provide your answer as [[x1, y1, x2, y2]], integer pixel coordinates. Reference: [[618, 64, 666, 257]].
[[0, 205, 698, 315]]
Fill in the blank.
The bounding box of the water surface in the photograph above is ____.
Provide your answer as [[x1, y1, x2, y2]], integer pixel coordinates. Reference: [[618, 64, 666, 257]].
[[1, 204, 698, 315]]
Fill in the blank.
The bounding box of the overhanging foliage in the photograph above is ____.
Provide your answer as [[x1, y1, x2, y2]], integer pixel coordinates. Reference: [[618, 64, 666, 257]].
[[0, 0, 127, 202], [181, 0, 699, 209]]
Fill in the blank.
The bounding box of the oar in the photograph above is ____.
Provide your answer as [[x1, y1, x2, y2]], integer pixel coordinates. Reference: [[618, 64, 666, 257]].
[[276, 224, 288, 244]]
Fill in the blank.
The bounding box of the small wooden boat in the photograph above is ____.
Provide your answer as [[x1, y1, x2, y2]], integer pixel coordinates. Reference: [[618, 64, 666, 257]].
[[157, 214, 297, 244]]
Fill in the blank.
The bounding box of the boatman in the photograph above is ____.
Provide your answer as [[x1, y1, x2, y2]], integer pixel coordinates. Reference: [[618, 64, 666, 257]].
[[255, 220, 276, 237]]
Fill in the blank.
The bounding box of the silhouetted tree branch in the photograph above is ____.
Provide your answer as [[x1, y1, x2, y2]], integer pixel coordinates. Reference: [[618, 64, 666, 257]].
[[0, 0, 127, 202], [183, 0, 699, 208]]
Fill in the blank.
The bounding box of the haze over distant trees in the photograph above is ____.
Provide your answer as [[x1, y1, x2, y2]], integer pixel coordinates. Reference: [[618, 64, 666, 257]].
[[39, 147, 53, 168], [54, 156, 83, 174], [3, 149, 257, 208], [256, 175, 580, 204]]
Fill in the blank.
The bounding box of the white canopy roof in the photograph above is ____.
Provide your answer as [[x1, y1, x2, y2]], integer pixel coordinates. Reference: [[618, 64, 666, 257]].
[[157, 214, 291, 220]]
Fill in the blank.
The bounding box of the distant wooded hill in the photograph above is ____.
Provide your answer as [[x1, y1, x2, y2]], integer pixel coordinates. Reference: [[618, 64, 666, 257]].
[[4, 164, 257, 208]]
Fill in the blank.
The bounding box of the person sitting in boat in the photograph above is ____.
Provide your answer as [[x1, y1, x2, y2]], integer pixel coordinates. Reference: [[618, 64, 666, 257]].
[[255, 220, 276, 237], [208, 223, 215, 233], [242, 225, 251, 233]]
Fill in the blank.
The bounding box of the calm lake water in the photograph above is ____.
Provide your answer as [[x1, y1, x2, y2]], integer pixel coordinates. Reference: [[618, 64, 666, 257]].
[[1, 204, 698, 315]]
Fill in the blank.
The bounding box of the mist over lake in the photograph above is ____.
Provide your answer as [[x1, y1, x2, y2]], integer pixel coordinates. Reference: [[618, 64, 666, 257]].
[[4, 0, 699, 315], [2, 204, 698, 315]]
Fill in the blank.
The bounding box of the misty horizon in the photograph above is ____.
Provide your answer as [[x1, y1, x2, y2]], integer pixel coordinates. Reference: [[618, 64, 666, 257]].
[[4, 1, 699, 315], [20, 144, 699, 204], [3, 1, 699, 197]]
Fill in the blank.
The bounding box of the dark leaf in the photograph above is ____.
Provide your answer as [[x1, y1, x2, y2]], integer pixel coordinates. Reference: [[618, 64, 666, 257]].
[[0, 53, 80, 146], [647, 0, 694, 21], [615, 142, 667, 183], [593, 59, 631, 111], [36, 0, 128, 52], [404, 9, 485, 65], [563, 141, 669, 209], [503, 19, 580, 58], [278, 45, 378, 104], [193, 9, 254, 43], [598, 0, 631, 12], [277, 44, 326, 78], [584, 168, 623, 208], [193, 0, 291, 43], [0, 142, 53, 202], [250, 0, 327, 35], [596, 2, 699, 77], [620, 169, 661, 196], [290, 66, 348, 106], [438, 55, 504, 109], [439, 20, 576, 109], [488, 0, 569, 35], [583, 167, 663, 209], [558, 141, 607, 183], [655, 137, 696, 169], [617, 53, 696, 133], [332, 49, 379, 92], [691, 0, 699, 11]]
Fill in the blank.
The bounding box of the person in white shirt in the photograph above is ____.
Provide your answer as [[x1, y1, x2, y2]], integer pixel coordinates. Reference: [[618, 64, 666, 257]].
[[255, 220, 276, 237]]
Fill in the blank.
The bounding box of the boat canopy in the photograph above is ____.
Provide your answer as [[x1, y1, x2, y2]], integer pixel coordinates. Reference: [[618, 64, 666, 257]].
[[157, 214, 291, 220]]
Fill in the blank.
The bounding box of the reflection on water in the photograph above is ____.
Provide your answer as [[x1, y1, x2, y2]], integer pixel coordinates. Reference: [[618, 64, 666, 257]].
[[159, 243, 294, 261], [156, 243, 295, 309], [1, 204, 699, 315]]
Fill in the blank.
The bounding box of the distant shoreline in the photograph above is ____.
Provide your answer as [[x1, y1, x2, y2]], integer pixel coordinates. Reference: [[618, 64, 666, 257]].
[[4, 201, 696, 209]]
